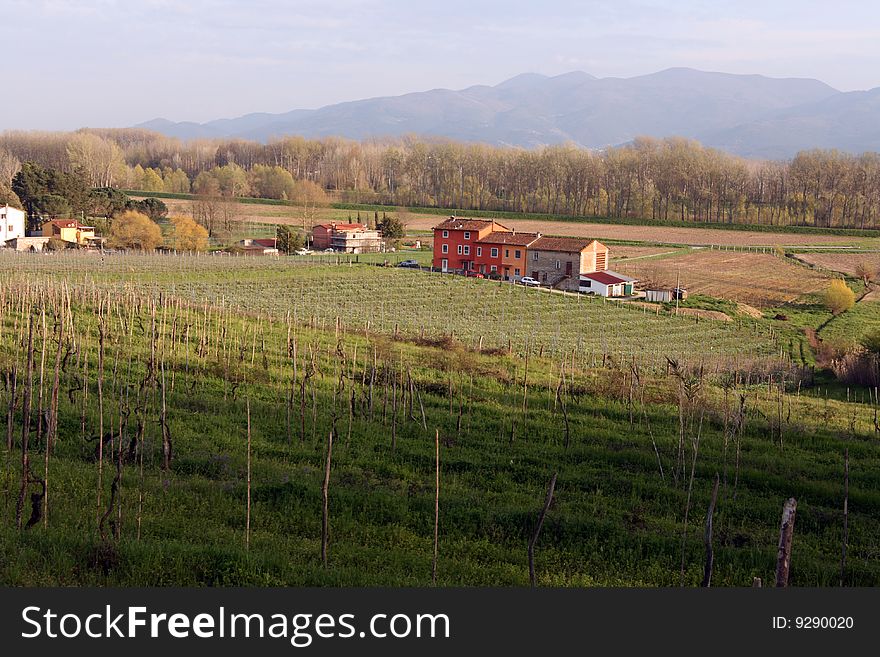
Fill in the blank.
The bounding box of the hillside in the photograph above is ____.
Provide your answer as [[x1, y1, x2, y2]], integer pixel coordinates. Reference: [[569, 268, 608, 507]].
[[1, 253, 878, 586], [132, 68, 878, 158]]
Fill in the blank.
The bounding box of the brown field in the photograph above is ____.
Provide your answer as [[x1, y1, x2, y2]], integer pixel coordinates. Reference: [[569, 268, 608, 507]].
[[794, 252, 880, 278], [608, 245, 682, 261], [614, 250, 832, 307], [400, 216, 880, 248], [150, 197, 880, 249]]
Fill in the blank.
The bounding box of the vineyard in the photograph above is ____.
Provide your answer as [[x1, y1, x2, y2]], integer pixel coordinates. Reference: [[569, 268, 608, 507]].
[[1, 251, 878, 587], [2, 251, 786, 374]]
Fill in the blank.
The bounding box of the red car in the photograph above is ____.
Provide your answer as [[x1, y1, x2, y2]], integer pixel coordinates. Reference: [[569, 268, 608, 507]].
[[465, 270, 485, 279]]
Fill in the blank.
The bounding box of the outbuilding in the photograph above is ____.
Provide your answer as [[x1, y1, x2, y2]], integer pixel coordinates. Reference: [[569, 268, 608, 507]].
[[579, 270, 637, 297]]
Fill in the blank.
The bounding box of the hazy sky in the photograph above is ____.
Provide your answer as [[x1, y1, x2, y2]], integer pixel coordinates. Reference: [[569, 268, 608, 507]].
[[3, 0, 879, 130]]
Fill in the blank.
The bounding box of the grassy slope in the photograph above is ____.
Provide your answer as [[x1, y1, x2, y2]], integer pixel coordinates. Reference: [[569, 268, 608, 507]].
[[0, 255, 877, 587]]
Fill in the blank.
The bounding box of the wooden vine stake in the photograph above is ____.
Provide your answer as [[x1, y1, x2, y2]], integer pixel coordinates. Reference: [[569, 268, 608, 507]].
[[246, 397, 252, 552], [432, 428, 440, 585], [321, 431, 333, 568], [840, 448, 849, 587], [528, 471, 557, 587], [701, 473, 720, 587], [775, 497, 797, 587]]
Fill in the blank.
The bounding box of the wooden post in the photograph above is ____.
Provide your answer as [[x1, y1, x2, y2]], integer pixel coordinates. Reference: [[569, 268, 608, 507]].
[[528, 472, 557, 587], [840, 449, 849, 587], [246, 398, 252, 552], [432, 428, 440, 585], [775, 497, 797, 587], [321, 431, 333, 568], [701, 474, 720, 587]]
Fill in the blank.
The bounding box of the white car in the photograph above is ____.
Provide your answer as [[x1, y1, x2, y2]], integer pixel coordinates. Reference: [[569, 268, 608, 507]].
[[294, 248, 312, 255], [519, 276, 541, 287]]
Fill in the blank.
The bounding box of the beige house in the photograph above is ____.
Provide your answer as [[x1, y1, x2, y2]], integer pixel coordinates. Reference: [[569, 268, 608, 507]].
[[1, 204, 26, 243], [42, 220, 96, 246], [527, 237, 609, 292]]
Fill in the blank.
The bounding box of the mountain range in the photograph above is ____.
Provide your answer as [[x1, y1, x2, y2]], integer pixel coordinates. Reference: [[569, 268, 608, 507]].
[[135, 68, 880, 159]]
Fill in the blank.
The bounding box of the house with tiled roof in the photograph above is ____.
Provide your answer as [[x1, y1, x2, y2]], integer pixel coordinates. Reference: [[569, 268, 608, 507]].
[[431, 216, 624, 293], [476, 231, 542, 280], [527, 236, 609, 292], [41, 219, 97, 246], [432, 217, 511, 273], [312, 222, 383, 253]]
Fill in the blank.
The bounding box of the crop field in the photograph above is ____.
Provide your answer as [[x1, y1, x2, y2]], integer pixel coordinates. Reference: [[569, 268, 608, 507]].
[[399, 216, 880, 248], [145, 196, 880, 249], [615, 250, 833, 307], [2, 251, 784, 374], [1, 251, 879, 589], [794, 252, 880, 279], [609, 246, 685, 262]]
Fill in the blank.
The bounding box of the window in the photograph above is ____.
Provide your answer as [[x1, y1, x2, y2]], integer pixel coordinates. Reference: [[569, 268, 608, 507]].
[[457, 245, 463, 255], [515, 250, 521, 259], [514, 268, 521, 277], [464, 231, 470, 240], [533, 251, 539, 261], [505, 249, 510, 258], [582, 279, 591, 287], [442, 244, 448, 254], [463, 245, 470, 256], [491, 247, 498, 258], [490, 265, 497, 272], [442, 230, 449, 238], [555, 260, 561, 270], [476, 247, 482, 257]]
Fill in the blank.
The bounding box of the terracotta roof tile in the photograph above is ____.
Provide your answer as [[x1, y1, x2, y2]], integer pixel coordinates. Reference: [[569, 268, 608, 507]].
[[477, 232, 541, 246], [434, 217, 510, 232], [581, 271, 628, 285], [532, 236, 597, 252]]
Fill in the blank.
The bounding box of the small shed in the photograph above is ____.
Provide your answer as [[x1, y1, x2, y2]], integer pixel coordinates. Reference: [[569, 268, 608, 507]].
[[579, 270, 637, 297], [645, 287, 688, 302]]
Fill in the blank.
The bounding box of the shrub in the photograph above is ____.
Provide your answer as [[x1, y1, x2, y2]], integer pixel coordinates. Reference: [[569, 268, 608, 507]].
[[107, 210, 163, 251], [45, 237, 69, 251], [854, 261, 877, 286], [823, 279, 855, 315]]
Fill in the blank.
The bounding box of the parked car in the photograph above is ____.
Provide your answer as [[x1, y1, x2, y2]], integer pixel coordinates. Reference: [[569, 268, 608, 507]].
[[323, 248, 335, 253], [519, 276, 541, 287], [294, 248, 312, 255], [465, 270, 484, 278], [397, 260, 420, 268]]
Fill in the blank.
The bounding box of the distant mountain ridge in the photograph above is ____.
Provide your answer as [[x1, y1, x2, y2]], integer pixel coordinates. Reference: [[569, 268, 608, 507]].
[[135, 68, 880, 158]]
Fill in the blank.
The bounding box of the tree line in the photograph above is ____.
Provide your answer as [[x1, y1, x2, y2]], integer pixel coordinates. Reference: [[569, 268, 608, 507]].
[[2, 129, 880, 229]]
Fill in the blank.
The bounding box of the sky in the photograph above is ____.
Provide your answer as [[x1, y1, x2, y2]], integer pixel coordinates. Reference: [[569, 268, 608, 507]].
[[2, 0, 880, 130]]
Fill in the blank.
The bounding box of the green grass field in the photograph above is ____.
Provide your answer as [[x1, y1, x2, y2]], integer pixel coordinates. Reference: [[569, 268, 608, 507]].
[[0, 252, 877, 587]]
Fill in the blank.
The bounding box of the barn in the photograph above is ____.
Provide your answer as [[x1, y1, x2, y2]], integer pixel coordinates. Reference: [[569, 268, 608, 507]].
[[579, 270, 637, 297]]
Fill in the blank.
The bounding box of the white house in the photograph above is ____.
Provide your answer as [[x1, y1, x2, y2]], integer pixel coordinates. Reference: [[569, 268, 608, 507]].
[[579, 270, 637, 297], [1, 205, 26, 243]]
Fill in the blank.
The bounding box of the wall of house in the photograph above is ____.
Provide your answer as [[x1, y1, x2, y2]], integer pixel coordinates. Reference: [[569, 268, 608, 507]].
[[0, 206, 26, 242], [473, 243, 502, 274], [528, 249, 582, 291], [499, 245, 528, 280], [312, 226, 333, 249], [432, 225, 495, 271]]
